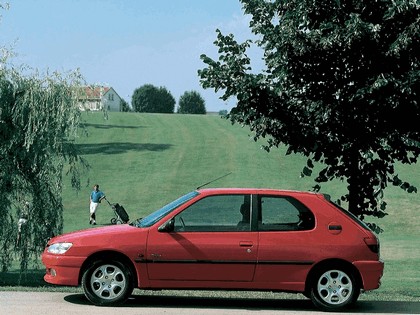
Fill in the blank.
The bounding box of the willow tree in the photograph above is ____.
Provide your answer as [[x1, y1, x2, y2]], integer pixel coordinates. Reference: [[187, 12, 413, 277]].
[[199, 0, 420, 231], [0, 64, 86, 271]]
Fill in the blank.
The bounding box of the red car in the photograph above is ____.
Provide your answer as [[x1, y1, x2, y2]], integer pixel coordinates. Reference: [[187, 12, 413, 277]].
[[42, 188, 383, 311]]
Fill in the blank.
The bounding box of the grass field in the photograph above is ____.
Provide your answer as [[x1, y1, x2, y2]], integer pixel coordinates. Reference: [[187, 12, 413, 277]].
[[2, 111, 420, 302]]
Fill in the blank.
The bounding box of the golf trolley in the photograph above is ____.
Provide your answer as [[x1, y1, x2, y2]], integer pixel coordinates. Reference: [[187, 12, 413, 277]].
[[102, 197, 129, 224]]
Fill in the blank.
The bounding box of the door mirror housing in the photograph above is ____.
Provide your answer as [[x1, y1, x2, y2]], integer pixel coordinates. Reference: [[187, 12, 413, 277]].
[[158, 218, 175, 232]]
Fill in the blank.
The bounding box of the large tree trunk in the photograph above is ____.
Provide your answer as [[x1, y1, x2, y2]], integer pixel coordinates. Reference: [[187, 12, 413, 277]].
[[347, 149, 362, 217]]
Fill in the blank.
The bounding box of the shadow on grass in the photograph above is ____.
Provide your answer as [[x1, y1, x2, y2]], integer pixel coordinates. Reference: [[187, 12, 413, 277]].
[[64, 293, 420, 314], [76, 142, 173, 155], [82, 123, 145, 130]]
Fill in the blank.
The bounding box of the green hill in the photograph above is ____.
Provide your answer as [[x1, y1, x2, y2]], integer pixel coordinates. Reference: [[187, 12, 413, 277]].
[[64, 112, 318, 231], [61, 111, 419, 299], [64, 112, 418, 232]]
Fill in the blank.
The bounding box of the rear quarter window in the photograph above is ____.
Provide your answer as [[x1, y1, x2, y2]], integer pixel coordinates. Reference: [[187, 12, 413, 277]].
[[258, 195, 315, 231], [324, 196, 372, 232]]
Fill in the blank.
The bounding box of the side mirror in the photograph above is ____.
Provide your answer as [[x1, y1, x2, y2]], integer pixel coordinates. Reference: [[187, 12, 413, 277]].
[[158, 218, 175, 232]]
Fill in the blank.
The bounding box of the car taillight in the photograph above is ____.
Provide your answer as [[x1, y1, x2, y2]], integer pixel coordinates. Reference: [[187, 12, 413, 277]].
[[364, 237, 380, 254]]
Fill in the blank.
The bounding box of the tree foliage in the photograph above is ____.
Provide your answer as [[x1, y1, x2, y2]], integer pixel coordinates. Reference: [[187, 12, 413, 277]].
[[132, 84, 175, 113], [120, 98, 131, 112], [178, 90, 206, 114], [0, 64, 86, 271], [199, 0, 420, 230]]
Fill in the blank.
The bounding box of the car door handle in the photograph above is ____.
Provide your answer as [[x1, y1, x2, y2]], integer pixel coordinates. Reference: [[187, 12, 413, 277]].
[[328, 224, 342, 231], [328, 222, 343, 235], [239, 241, 253, 247]]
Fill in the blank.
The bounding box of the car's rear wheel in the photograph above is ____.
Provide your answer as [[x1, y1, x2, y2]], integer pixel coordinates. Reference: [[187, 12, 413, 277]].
[[310, 267, 360, 311], [82, 259, 134, 306]]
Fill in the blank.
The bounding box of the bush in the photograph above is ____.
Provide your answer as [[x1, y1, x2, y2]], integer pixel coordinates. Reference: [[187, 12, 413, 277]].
[[132, 84, 175, 113], [178, 90, 206, 114]]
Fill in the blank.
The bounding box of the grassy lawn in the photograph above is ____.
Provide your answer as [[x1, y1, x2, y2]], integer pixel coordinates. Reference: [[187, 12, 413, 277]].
[[1, 112, 419, 302]]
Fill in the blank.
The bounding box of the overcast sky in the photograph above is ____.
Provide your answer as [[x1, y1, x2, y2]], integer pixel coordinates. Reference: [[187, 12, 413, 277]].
[[0, 0, 262, 112]]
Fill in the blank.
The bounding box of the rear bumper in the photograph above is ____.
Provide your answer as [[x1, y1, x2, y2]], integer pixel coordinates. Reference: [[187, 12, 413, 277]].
[[41, 252, 85, 286], [353, 260, 384, 290]]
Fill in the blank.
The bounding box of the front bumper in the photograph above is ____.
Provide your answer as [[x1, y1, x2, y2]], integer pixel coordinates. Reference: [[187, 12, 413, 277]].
[[41, 252, 85, 286]]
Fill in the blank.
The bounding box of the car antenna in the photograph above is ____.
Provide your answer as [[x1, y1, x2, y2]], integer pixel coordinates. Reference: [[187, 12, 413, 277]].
[[196, 172, 232, 190]]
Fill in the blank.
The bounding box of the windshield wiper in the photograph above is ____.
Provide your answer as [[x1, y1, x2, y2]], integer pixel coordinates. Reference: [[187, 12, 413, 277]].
[[129, 218, 143, 227]]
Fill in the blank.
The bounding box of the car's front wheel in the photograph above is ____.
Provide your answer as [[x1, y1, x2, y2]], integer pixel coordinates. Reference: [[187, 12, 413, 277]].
[[310, 267, 360, 312], [82, 259, 134, 306]]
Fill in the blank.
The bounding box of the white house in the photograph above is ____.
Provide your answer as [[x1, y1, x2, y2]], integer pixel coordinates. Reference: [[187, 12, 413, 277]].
[[77, 86, 122, 112]]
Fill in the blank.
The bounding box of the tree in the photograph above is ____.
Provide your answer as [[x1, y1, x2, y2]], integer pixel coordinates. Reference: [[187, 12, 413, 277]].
[[120, 98, 131, 112], [0, 64, 86, 272], [219, 109, 228, 116], [132, 84, 175, 113], [199, 0, 420, 230], [178, 90, 206, 114]]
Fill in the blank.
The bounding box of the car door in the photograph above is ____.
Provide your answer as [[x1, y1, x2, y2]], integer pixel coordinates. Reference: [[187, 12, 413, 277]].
[[146, 194, 258, 282], [254, 194, 316, 288]]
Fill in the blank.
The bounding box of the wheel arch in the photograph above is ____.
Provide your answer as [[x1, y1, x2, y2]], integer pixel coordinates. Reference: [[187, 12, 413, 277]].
[[304, 258, 362, 294], [78, 250, 138, 288]]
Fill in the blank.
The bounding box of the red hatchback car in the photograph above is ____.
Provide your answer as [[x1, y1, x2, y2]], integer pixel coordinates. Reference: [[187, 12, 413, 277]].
[[42, 188, 383, 311]]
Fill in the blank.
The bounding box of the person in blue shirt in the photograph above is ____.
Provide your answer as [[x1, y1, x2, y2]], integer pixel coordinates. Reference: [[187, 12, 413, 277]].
[[89, 184, 105, 225]]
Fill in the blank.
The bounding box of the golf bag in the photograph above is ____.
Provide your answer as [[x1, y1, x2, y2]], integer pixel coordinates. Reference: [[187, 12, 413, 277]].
[[103, 197, 129, 224]]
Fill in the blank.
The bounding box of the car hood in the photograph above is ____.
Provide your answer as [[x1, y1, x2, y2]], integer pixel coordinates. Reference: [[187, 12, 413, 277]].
[[47, 224, 139, 245]]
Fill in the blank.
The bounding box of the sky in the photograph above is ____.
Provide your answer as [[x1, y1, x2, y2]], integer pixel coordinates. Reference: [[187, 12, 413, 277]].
[[0, 0, 261, 112]]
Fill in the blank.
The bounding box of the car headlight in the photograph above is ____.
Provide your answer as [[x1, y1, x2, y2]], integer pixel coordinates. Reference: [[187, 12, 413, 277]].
[[47, 242, 73, 254]]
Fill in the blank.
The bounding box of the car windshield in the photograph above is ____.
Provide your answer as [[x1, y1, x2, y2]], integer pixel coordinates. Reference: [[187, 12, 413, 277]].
[[130, 191, 199, 228]]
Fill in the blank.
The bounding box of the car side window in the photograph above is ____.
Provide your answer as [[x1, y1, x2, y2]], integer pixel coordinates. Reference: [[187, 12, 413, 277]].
[[174, 194, 250, 232], [259, 196, 314, 231]]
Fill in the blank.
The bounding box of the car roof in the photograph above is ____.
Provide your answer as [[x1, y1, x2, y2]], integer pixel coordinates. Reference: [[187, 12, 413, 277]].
[[196, 188, 322, 197]]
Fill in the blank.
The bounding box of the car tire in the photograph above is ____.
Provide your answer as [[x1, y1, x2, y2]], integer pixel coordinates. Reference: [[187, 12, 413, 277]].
[[82, 259, 134, 306], [310, 266, 360, 312]]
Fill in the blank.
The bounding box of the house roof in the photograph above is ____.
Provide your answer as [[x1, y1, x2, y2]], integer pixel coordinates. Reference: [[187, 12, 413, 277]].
[[79, 86, 111, 100]]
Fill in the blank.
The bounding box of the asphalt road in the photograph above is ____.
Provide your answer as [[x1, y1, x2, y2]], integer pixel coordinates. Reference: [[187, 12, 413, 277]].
[[1, 291, 419, 315]]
